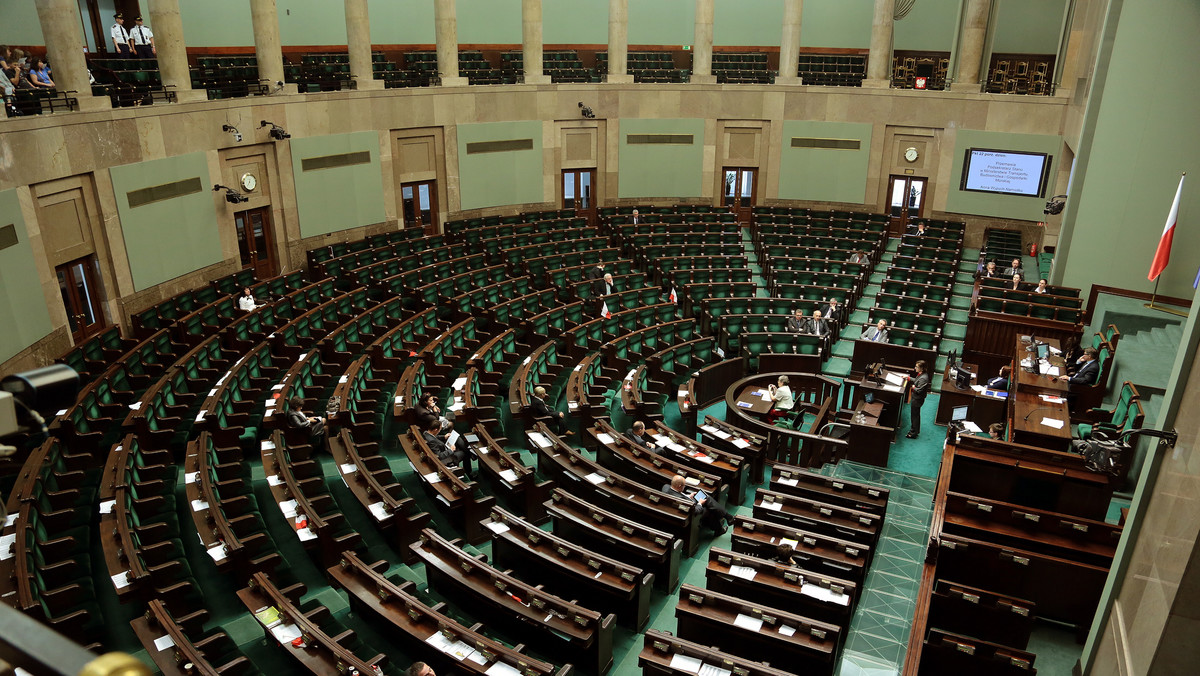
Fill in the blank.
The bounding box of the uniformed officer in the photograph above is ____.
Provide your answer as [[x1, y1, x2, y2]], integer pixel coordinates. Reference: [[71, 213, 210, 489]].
[[130, 17, 155, 59], [111, 13, 132, 58]]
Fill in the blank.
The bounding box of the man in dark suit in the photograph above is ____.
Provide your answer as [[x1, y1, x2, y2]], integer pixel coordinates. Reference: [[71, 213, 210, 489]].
[[986, 365, 1011, 390], [531, 385, 572, 435], [1055, 347, 1100, 387], [422, 419, 471, 474], [861, 319, 889, 342], [625, 420, 654, 451], [821, 297, 843, 325], [810, 310, 829, 339], [786, 308, 808, 333], [630, 209, 640, 224], [592, 272, 615, 297], [906, 360, 931, 439], [662, 474, 731, 535], [587, 262, 606, 283]]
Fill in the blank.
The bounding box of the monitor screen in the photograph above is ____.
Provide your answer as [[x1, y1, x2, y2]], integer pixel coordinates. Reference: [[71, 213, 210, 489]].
[[1036, 344, 1049, 359], [951, 406, 969, 421], [960, 148, 1052, 197]]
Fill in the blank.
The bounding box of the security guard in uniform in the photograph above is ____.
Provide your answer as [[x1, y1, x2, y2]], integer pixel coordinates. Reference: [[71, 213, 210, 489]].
[[130, 17, 155, 59], [111, 13, 132, 58]]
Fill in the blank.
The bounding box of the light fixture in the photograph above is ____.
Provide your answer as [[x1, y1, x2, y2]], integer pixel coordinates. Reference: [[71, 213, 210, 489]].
[[222, 124, 242, 143], [212, 184, 249, 204], [578, 102, 595, 119], [260, 120, 291, 140], [1044, 194, 1067, 215]]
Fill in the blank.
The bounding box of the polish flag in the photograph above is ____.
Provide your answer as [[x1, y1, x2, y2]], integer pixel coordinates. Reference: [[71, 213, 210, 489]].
[[668, 287, 678, 304], [1149, 174, 1185, 281], [600, 301, 611, 319]]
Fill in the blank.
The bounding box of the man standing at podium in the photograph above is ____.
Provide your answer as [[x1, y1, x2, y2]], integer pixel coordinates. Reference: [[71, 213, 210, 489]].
[[906, 360, 931, 439]]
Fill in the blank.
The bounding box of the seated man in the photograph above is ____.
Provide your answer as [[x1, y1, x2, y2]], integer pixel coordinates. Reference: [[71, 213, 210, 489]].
[[662, 473, 731, 535], [810, 309, 829, 339], [1005, 257, 1024, 277], [1054, 347, 1100, 387], [849, 250, 870, 266], [625, 420, 654, 451], [416, 393, 469, 455], [821, 297, 843, 325], [630, 209, 641, 224], [531, 385, 572, 436], [422, 419, 472, 475], [861, 319, 889, 342], [286, 397, 326, 450], [909, 222, 927, 237], [592, 272, 615, 297], [785, 308, 808, 333], [986, 365, 1012, 390]]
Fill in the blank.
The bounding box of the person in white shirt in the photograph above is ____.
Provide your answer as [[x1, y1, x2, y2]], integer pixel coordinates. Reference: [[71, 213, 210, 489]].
[[630, 209, 640, 224], [1034, 279, 1049, 294], [766, 375, 794, 423], [238, 287, 260, 312], [111, 13, 132, 57], [130, 17, 155, 59]]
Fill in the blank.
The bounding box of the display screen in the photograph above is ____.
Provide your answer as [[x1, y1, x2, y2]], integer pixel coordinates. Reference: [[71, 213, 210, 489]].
[[960, 148, 1051, 197]]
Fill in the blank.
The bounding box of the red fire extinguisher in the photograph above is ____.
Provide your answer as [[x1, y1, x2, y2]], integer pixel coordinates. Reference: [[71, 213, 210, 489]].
[[1029, 242, 1037, 257]]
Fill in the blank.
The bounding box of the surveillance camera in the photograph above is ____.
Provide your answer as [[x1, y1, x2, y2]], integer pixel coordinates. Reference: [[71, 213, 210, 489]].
[[225, 192, 249, 205], [277, 81, 283, 87], [233, 132, 242, 143], [269, 128, 291, 141]]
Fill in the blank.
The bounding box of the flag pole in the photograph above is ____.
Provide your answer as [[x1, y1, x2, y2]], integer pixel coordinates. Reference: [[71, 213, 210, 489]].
[[1144, 172, 1189, 317], [1143, 279, 1189, 316]]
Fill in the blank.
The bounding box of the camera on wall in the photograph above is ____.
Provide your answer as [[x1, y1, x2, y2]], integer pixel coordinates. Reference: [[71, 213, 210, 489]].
[[578, 102, 595, 119], [260, 120, 291, 141], [1044, 194, 1067, 215], [222, 124, 242, 143], [212, 184, 249, 204]]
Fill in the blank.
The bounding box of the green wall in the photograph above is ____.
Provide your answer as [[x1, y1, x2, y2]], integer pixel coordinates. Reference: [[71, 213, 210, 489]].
[[0, 1, 43, 46], [111, 152, 222, 292], [893, 0, 959, 52], [993, 0, 1067, 54], [715, 0, 784, 47], [617, 119, 706, 199], [800, 0, 873, 49], [944, 129, 1061, 222], [545, 0, 608, 45], [1058, 0, 1200, 298], [778, 121, 872, 204], [180, 0, 254, 48], [0, 189, 53, 364], [457, 122, 545, 211], [628, 0, 694, 47], [367, 0, 434, 45], [458, 0, 521, 44], [290, 132, 387, 238]]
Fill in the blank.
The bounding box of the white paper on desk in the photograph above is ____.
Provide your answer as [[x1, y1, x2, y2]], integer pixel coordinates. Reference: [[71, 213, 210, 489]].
[[423, 472, 442, 484], [56, 409, 67, 417], [668, 653, 704, 674], [270, 622, 302, 644], [195, 411, 207, 423], [448, 401, 465, 412], [695, 454, 714, 464], [1041, 417, 1065, 429], [272, 383, 285, 390], [684, 476, 701, 487], [4, 513, 16, 527], [1046, 366, 1061, 377], [655, 437, 671, 448], [190, 499, 209, 512], [153, 634, 175, 651], [261, 439, 275, 451], [585, 472, 607, 485], [970, 384, 986, 393], [486, 521, 511, 534], [111, 571, 132, 589], [778, 624, 797, 637], [729, 564, 757, 580], [760, 391, 773, 403], [452, 376, 468, 390], [206, 544, 227, 562], [279, 499, 298, 518], [715, 346, 725, 358], [885, 372, 905, 386], [264, 399, 276, 408], [394, 396, 404, 406], [667, 442, 688, 453], [338, 375, 349, 384], [1040, 394, 1066, 404], [731, 438, 751, 449], [733, 613, 764, 632], [596, 432, 615, 445], [437, 635, 476, 661], [340, 463, 357, 475], [0, 533, 16, 560], [528, 432, 552, 448], [368, 501, 391, 522], [267, 475, 284, 487], [961, 421, 982, 433], [762, 500, 783, 511], [882, 384, 903, 393], [466, 651, 488, 665], [777, 477, 799, 487], [803, 584, 851, 605], [698, 664, 732, 676], [296, 527, 317, 542], [184, 471, 199, 484], [99, 499, 116, 515], [779, 538, 799, 549], [485, 662, 523, 676], [447, 430, 461, 448], [128, 401, 142, 411], [714, 429, 733, 440], [678, 389, 689, 398], [499, 469, 519, 483], [568, 401, 579, 410]]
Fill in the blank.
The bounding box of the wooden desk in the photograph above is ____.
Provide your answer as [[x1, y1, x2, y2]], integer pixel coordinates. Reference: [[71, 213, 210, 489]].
[[1010, 390, 1071, 452], [1013, 336, 1068, 396], [935, 361, 1010, 426], [639, 629, 796, 676], [733, 384, 775, 415]]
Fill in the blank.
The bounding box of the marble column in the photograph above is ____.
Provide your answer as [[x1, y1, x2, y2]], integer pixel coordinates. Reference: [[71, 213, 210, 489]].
[[690, 0, 715, 83], [862, 0, 895, 88], [776, 0, 804, 85], [434, 0, 467, 86], [147, 0, 206, 102], [35, 0, 109, 111], [345, 0, 383, 90], [521, 0, 550, 84], [606, 0, 633, 83], [250, 0, 296, 93], [951, 0, 993, 91]]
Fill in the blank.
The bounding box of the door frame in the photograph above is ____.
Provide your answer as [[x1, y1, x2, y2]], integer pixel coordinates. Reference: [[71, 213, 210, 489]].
[[400, 180, 439, 235], [886, 174, 928, 236], [56, 255, 108, 343], [721, 166, 758, 225], [561, 168, 598, 227], [233, 206, 279, 279]]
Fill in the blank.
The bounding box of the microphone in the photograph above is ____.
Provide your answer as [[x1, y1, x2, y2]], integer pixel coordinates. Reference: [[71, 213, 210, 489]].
[[1023, 406, 1054, 422]]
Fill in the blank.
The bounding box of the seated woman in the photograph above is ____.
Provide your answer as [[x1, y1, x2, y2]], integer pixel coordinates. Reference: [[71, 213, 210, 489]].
[[286, 396, 326, 451], [766, 375, 794, 423], [26, 57, 53, 89], [237, 286, 260, 312]]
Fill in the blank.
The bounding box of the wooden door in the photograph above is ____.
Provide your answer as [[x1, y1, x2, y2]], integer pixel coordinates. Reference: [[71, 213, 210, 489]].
[[887, 175, 927, 236], [562, 169, 597, 226], [233, 207, 278, 279], [56, 255, 107, 342], [722, 167, 757, 225], [401, 180, 439, 234]]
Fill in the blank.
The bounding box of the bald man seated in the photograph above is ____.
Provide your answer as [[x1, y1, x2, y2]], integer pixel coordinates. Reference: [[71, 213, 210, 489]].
[[661, 473, 732, 535]]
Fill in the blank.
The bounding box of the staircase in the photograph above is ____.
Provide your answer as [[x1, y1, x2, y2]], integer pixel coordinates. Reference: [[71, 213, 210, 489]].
[[741, 228, 771, 297], [931, 247, 980, 391], [1102, 322, 1183, 426]]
